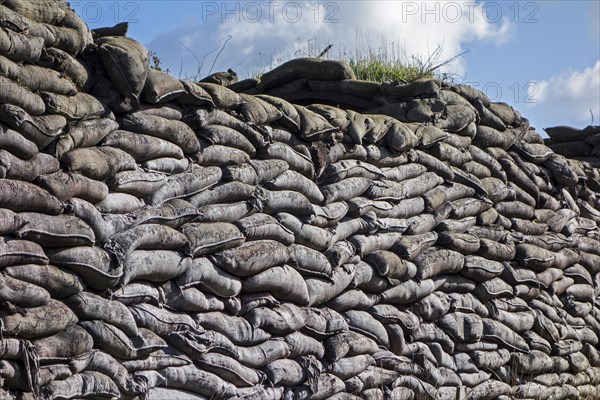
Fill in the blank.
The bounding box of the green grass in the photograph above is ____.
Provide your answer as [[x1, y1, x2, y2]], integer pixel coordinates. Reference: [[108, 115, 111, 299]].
[[250, 34, 468, 84], [347, 57, 432, 83]]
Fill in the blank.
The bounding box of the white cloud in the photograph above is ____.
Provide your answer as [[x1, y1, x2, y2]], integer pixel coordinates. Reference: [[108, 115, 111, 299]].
[[527, 60, 600, 128], [146, 1, 514, 80]]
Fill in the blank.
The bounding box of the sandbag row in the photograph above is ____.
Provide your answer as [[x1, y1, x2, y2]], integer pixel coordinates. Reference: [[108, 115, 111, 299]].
[[1, 3, 600, 399]]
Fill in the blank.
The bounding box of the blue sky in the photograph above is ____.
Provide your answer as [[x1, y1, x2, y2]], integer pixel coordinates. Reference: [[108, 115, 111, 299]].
[[73, 0, 599, 134]]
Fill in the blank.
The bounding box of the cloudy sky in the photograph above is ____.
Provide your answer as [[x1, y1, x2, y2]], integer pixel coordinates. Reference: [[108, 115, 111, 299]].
[[73, 0, 599, 134]]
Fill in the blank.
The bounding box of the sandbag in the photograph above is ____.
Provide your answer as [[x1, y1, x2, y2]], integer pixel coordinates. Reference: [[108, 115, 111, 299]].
[[1, 299, 77, 339], [61, 146, 136, 181], [54, 117, 118, 158], [258, 58, 355, 90], [144, 166, 221, 206], [47, 246, 121, 290], [42, 91, 109, 119], [97, 36, 149, 100], [210, 240, 289, 277], [0, 208, 25, 235], [176, 257, 242, 297]]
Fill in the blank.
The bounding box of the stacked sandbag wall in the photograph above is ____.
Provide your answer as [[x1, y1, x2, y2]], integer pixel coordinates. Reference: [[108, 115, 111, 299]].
[[0, 1, 599, 399]]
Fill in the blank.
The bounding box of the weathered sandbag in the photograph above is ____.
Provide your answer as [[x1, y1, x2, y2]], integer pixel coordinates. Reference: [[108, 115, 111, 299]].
[[142, 68, 186, 103], [438, 312, 484, 343], [482, 318, 529, 352], [42, 91, 109, 120], [194, 82, 244, 109], [380, 279, 437, 305], [258, 142, 315, 179], [263, 359, 308, 386], [142, 156, 190, 174], [183, 108, 266, 148], [0, 124, 39, 161], [391, 231, 437, 260], [287, 244, 333, 279], [321, 160, 384, 184], [326, 289, 379, 313], [53, 117, 117, 157], [283, 332, 323, 360], [198, 125, 256, 156], [234, 213, 294, 245], [15, 212, 94, 247], [0, 238, 48, 267], [194, 201, 256, 223], [119, 112, 200, 154], [121, 250, 190, 286], [176, 257, 241, 298], [101, 129, 184, 162], [31, 325, 92, 366], [304, 265, 356, 307], [36, 170, 108, 204], [472, 277, 514, 301], [243, 265, 309, 306], [144, 166, 221, 206], [460, 256, 504, 282], [433, 274, 477, 294], [155, 365, 237, 398], [344, 310, 390, 347], [0, 54, 77, 96], [264, 170, 324, 204], [363, 250, 414, 280], [477, 238, 516, 262], [96, 36, 149, 100], [119, 347, 191, 373], [235, 93, 280, 125], [105, 224, 187, 263], [177, 80, 216, 107], [222, 163, 260, 185], [515, 243, 555, 272], [320, 177, 370, 204], [0, 27, 45, 63], [130, 303, 198, 337], [65, 198, 130, 243], [246, 303, 307, 335], [348, 232, 402, 257], [39, 371, 119, 400], [47, 246, 121, 290], [0, 149, 59, 181], [469, 348, 511, 372], [200, 142, 251, 166], [3, 264, 83, 299], [194, 312, 270, 346], [197, 353, 264, 388], [309, 202, 349, 228], [180, 222, 244, 257], [275, 212, 333, 250], [367, 172, 443, 201], [210, 239, 289, 277], [349, 261, 390, 293], [61, 146, 136, 181], [0, 299, 77, 339], [414, 247, 464, 280], [0, 76, 46, 115], [435, 274, 478, 295], [162, 284, 231, 313], [293, 372, 345, 400], [95, 193, 145, 214], [0, 208, 25, 235], [464, 380, 511, 400], [0, 273, 51, 307], [258, 58, 355, 90]]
